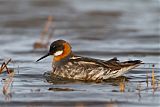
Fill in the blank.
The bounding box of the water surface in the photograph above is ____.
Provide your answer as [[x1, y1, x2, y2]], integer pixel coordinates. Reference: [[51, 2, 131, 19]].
[[0, 0, 160, 107]]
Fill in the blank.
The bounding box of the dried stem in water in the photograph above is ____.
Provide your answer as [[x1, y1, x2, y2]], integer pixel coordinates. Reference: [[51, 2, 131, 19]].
[[0, 59, 12, 74], [151, 64, 156, 94], [34, 16, 54, 49], [119, 78, 125, 92], [40, 16, 53, 43], [3, 72, 15, 95]]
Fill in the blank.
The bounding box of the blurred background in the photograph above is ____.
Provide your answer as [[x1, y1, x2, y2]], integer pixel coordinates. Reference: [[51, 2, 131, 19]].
[[0, 0, 160, 107], [0, 0, 159, 62]]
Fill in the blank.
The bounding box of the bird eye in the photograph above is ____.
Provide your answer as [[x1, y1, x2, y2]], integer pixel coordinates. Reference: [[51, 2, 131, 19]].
[[52, 45, 56, 48]]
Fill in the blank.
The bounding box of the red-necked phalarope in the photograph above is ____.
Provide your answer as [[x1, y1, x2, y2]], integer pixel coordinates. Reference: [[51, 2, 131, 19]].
[[37, 40, 142, 81]]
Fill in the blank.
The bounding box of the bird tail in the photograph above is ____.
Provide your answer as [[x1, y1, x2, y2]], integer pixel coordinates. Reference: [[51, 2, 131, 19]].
[[122, 60, 142, 67], [108, 60, 142, 78]]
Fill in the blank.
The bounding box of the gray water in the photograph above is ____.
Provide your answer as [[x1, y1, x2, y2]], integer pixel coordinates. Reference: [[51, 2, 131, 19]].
[[0, 0, 160, 107]]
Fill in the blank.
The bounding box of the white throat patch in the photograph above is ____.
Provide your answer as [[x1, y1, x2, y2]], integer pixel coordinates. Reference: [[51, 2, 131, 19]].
[[54, 50, 63, 56]]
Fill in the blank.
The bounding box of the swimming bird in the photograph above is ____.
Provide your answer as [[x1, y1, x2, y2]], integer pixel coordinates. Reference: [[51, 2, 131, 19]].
[[36, 40, 142, 81]]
